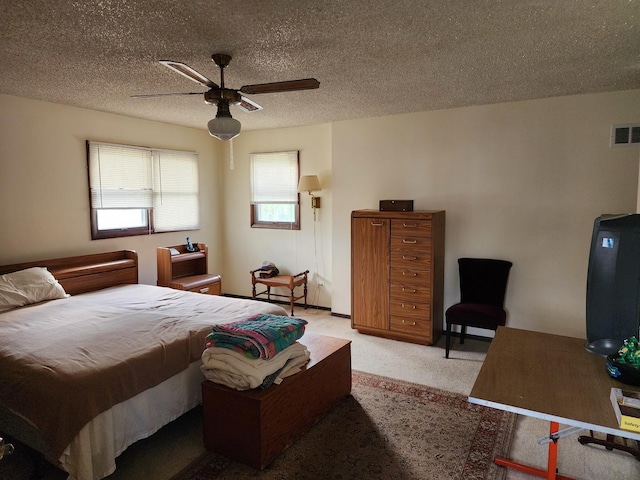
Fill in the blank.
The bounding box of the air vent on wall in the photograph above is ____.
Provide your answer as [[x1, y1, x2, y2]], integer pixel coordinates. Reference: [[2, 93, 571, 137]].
[[611, 124, 640, 147]]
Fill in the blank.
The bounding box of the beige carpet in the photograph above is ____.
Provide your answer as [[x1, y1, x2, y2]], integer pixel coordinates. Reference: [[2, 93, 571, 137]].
[[170, 371, 515, 480]]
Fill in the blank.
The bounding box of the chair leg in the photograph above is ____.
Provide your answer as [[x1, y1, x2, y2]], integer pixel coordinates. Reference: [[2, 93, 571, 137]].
[[289, 288, 295, 316], [445, 322, 451, 358], [303, 281, 308, 310], [460, 325, 466, 345]]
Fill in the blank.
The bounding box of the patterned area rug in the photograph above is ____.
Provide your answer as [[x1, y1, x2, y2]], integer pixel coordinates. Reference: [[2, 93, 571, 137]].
[[171, 371, 515, 480]]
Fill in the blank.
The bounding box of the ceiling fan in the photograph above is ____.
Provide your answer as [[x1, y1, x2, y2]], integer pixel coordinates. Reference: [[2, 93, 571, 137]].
[[133, 53, 320, 141]]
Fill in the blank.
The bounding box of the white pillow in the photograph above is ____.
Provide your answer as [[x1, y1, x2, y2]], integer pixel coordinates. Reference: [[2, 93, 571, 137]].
[[0, 267, 68, 312]]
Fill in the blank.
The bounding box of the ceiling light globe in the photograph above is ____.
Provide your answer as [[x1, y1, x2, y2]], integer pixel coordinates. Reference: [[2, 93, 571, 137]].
[[208, 117, 241, 141]]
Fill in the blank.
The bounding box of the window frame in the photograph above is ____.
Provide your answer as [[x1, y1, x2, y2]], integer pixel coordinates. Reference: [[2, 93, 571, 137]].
[[90, 208, 153, 239], [250, 151, 301, 230], [87, 141, 199, 240]]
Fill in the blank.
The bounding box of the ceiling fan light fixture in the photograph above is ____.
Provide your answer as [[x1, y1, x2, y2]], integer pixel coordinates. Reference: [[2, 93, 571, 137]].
[[208, 116, 241, 141], [208, 102, 241, 141], [207, 101, 240, 141]]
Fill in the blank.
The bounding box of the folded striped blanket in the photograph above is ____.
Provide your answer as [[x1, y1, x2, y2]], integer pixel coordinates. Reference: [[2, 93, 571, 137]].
[[205, 314, 307, 359]]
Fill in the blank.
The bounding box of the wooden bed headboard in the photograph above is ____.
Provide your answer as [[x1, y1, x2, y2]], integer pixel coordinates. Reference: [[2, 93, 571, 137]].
[[0, 250, 138, 295]]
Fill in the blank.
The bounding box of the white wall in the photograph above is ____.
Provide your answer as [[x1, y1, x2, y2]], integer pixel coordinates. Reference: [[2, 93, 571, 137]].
[[220, 124, 332, 307], [3, 89, 640, 339], [0, 94, 224, 284], [332, 90, 640, 338]]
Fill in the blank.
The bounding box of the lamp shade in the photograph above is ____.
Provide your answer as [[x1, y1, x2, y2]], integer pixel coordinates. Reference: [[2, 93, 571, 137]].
[[208, 116, 241, 141], [297, 175, 321, 192]]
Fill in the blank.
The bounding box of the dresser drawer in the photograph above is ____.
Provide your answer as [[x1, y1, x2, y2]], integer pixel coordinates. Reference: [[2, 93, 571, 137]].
[[390, 282, 431, 302], [390, 316, 431, 337], [187, 281, 221, 295], [390, 235, 432, 253], [390, 268, 431, 286], [390, 300, 431, 320], [391, 219, 432, 237], [170, 274, 222, 295], [390, 251, 431, 270]]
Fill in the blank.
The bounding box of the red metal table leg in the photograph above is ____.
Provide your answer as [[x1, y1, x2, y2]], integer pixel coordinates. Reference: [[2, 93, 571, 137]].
[[547, 421, 560, 480], [493, 421, 574, 480]]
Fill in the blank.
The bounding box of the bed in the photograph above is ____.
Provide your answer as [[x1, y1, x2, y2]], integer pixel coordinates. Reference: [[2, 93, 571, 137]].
[[0, 250, 289, 480]]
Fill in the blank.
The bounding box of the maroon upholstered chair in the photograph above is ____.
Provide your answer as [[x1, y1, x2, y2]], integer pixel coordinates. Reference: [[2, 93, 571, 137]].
[[445, 258, 512, 358]]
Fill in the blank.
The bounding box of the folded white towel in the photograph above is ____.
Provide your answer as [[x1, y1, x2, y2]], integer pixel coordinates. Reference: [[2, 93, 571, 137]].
[[201, 341, 310, 390]]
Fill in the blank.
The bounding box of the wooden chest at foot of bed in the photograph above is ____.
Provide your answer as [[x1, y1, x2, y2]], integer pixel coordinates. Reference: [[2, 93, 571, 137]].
[[201, 333, 352, 470]]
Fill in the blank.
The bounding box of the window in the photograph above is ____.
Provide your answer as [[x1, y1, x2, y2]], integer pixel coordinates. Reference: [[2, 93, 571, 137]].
[[88, 141, 199, 239], [250, 151, 300, 229]]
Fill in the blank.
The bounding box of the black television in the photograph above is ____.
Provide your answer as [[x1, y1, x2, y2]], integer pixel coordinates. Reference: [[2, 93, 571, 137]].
[[585, 214, 640, 356]]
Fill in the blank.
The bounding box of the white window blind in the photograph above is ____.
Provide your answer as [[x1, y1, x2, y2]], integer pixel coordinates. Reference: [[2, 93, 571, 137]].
[[250, 151, 299, 204], [88, 141, 199, 233], [89, 143, 153, 208], [153, 149, 200, 231]]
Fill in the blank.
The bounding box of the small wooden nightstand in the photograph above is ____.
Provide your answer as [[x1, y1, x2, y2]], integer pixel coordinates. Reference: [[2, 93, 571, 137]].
[[157, 243, 221, 295]]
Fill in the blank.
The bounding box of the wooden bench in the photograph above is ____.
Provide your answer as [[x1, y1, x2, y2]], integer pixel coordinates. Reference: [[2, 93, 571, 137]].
[[201, 333, 352, 470], [250, 269, 309, 315]]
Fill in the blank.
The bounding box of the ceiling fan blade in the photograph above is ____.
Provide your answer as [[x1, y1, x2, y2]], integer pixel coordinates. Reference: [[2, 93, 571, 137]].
[[131, 92, 203, 98], [239, 78, 320, 95], [238, 96, 263, 112], [159, 60, 219, 89]]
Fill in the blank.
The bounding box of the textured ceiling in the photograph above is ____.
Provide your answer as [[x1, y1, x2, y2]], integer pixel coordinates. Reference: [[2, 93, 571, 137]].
[[1, 1, 639, 134]]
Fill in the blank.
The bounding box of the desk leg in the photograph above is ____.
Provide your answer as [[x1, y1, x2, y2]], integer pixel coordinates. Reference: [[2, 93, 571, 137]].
[[493, 421, 574, 480]]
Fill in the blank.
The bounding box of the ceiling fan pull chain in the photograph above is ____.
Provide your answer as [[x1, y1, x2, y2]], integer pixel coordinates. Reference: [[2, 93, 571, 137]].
[[229, 138, 234, 170]]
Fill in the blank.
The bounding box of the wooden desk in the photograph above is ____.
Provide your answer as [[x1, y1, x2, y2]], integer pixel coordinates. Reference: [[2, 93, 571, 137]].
[[469, 326, 640, 480]]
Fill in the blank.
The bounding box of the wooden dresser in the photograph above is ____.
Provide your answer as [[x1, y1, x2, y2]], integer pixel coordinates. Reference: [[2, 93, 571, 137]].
[[351, 210, 445, 345], [157, 243, 221, 295]]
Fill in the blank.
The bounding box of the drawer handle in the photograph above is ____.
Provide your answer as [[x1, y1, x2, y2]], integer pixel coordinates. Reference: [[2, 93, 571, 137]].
[[401, 320, 417, 326], [402, 255, 417, 261], [371, 221, 384, 226], [403, 223, 418, 227], [199, 287, 210, 293], [401, 303, 416, 309], [402, 287, 417, 293], [402, 239, 417, 244], [402, 271, 417, 277]]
